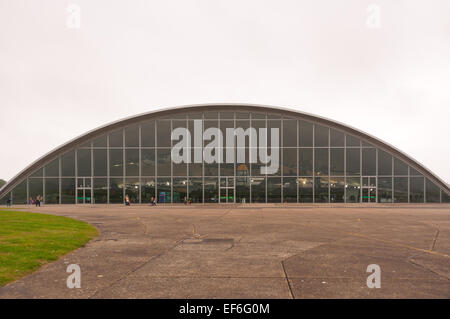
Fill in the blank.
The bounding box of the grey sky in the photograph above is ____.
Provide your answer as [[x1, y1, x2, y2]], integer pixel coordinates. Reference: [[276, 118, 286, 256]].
[[0, 0, 449, 182]]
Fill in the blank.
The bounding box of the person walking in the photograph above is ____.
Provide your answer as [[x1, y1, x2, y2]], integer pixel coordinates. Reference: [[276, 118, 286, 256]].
[[35, 195, 41, 207], [6, 197, 11, 207], [125, 195, 131, 206]]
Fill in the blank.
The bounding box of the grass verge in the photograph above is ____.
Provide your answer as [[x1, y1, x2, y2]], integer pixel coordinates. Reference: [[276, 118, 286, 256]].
[[0, 210, 98, 286]]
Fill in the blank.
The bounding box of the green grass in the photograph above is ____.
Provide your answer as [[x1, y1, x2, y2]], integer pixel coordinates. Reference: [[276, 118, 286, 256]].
[[0, 210, 98, 286]]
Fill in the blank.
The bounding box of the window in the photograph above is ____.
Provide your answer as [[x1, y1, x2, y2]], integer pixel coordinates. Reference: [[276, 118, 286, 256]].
[[109, 130, 123, 147], [45, 178, 59, 204], [173, 178, 188, 203], [330, 129, 344, 147], [410, 177, 424, 203], [299, 148, 313, 176], [251, 177, 266, 203], [45, 159, 59, 177], [141, 178, 155, 203], [125, 125, 139, 147], [61, 151, 75, 176], [362, 148, 376, 176], [330, 148, 344, 176], [378, 177, 392, 203], [314, 125, 329, 147], [157, 149, 171, 176], [330, 177, 345, 203], [346, 148, 360, 176], [283, 120, 297, 147], [93, 178, 107, 204], [125, 149, 139, 176], [157, 121, 171, 147], [283, 177, 297, 203], [394, 177, 408, 203], [315, 177, 329, 203], [298, 177, 313, 202], [110, 149, 123, 177], [394, 158, 408, 176], [283, 148, 297, 176], [189, 178, 203, 203], [141, 121, 155, 147], [110, 178, 124, 203], [378, 150, 392, 175], [77, 149, 91, 176], [93, 149, 107, 176], [267, 177, 281, 203], [426, 179, 440, 203], [298, 121, 313, 147], [346, 177, 360, 203], [141, 149, 155, 176], [314, 149, 328, 176]]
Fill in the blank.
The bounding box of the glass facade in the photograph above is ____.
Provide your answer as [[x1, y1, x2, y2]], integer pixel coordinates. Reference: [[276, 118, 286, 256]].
[[1, 108, 448, 205]]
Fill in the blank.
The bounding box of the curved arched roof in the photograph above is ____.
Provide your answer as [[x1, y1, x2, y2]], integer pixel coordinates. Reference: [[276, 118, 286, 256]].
[[0, 103, 449, 197]]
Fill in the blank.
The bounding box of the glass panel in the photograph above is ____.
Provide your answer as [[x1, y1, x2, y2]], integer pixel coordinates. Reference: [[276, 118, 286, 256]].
[[409, 167, 422, 176], [330, 177, 345, 203], [346, 135, 360, 147], [346, 148, 360, 176], [298, 148, 313, 176], [204, 178, 218, 203], [330, 148, 344, 176], [330, 129, 344, 147], [267, 177, 281, 203], [189, 148, 203, 176], [173, 178, 188, 203], [442, 191, 450, 203], [378, 177, 392, 203], [298, 177, 313, 202], [346, 177, 360, 203], [236, 176, 250, 203], [45, 178, 59, 204], [298, 121, 313, 147], [93, 149, 107, 176], [314, 177, 329, 203], [378, 150, 392, 175], [109, 130, 123, 147], [219, 112, 234, 119], [45, 158, 59, 177], [204, 112, 218, 119], [362, 148, 376, 176], [283, 177, 297, 203], [141, 121, 155, 147], [61, 151, 75, 176], [314, 125, 329, 147], [93, 135, 107, 147], [426, 179, 440, 203], [251, 177, 265, 203], [125, 125, 139, 147], [157, 149, 171, 176], [77, 149, 91, 176], [125, 178, 139, 204], [109, 178, 124, 203], [314, 148, 328, 176], [12, 180, 27, 205], [394, 158, 408, 176], [109, 149, 123, 177], [236, 112, 250, 119], [141, 149, 155, 176], [157, 121, 171, 147], [267, 120, 281, 149], [30, 168, 43, 177], [93, 178, 107, 204], [394, 177, 408, 203], [188, 112, 202, 119], [220, 145, 234, 176], [189, 178, 203, 203], [410, 177, 424, 203], [282, 148, 297, 176], [141, 178, 155, 204], [283, 120, 297, 147], [251, 113, 265, 119], [61, 178, 75, 204], [125, 149, 139, 176], [29, 178, 43, 200], [157, 178, 171, 203]]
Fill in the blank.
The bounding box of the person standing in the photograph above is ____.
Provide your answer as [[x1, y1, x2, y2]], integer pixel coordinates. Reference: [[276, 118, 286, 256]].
[[125, 195, 130, 206]]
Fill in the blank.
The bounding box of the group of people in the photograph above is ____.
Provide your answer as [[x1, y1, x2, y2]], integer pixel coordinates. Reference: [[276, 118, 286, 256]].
[[124, 195, 157, 206], [30, 195, 42, 207]]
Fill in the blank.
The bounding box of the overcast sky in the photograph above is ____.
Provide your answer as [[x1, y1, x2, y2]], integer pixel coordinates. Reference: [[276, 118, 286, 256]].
[[0, 0, 449, 183]]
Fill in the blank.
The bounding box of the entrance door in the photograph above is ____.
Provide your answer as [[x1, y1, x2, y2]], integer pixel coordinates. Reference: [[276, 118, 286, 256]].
[[361, 176, 377, 203], [219, 177, 235, 203], [76, 177, 92, 204]]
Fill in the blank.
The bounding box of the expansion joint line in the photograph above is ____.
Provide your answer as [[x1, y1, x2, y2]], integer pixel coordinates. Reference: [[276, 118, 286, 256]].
[[430, 229, 439, 251], [281, 260, 295, 299]]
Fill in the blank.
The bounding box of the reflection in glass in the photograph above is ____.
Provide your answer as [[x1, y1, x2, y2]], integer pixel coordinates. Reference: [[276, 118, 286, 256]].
[[426, 179, 440, 203], [125, 178, 139, 203], [110, 178, 124, 203], [330, 129, 344, 147], [283, 148, 297, 176], [346, 148, 360, 176], [12, 180, 27, 204], [251, 177, 265, 203], [378, 177, 392, 203], [141, 178, 155, 203], [157, 121, 171, 147], [45, 159, 59, 177], [394, 177, 408, 203], [314, 125, 329, 147], [204, 178, 218, 203], [125, 125, 139, 147], [157, 149, 171, 176], [298, 121, 313, 147], [362, 148, 376, 176], [173, 178, 188, 203], [330, 148, 344, 176], [141, 121, 155, 147], [61, 151, 75, 176], [330, 177, 345, 203], [410, 176, 424, 203], [93, 135, 107, 147], [93, 178, 107, 204], [378, 150, 392, 175], [189, 178, 203, 203], [283, 120, 297, 147], [346, 177, 360, 203], [315, 149, 328, 176], [189, 148, 203, 176], [29, 178, 43, 200], [314, 177, 329, 203], [267, 177, 281, 203], [283, 177, 297, 203], [109, 130, 123, 147], [346, 135, 360, 147], [394, 158, 408, 176], [299, 148, 313, 176], [61, 178, 75, 204], [110, 149, 123, 176], [77, 149, 91, 176], [141, 149, 155, 176], [94, 149, 107, 176], [45, 178, 59, 204]]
